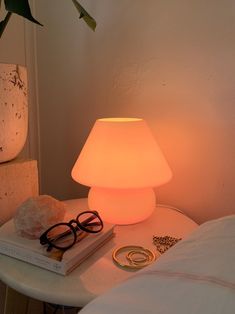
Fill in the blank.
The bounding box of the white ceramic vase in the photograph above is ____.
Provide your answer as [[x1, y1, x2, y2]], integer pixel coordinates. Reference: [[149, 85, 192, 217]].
[[0, 63, 28, 163]]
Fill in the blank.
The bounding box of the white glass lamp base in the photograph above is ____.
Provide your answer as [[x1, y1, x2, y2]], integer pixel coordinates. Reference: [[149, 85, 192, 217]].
[[88, 187, 156, 225]]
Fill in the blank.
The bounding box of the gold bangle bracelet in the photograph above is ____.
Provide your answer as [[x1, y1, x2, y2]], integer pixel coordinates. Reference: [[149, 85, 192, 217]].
[[112, 245, 156, 270]]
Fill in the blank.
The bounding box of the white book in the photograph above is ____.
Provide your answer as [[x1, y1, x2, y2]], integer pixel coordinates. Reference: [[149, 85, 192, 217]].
[[0, 218, 115, 275]]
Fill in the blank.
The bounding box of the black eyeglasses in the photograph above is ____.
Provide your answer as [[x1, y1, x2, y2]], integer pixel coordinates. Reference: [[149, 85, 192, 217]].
[[39, 210, 103, 251]]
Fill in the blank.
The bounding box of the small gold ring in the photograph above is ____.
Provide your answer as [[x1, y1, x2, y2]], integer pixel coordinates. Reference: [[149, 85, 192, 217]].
[[126, 250, 150, 265]]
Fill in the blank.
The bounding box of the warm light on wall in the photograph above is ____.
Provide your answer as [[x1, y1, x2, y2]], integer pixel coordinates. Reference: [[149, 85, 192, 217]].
[[71, 118, 172, 225]]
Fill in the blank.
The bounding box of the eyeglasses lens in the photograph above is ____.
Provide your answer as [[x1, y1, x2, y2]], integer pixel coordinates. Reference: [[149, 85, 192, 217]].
[[47, 224, 76, 249], [78, 212, 102, 232]]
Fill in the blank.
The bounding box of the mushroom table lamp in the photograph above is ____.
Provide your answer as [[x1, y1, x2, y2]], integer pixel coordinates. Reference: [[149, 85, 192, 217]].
[[71, 118, 172, 225]]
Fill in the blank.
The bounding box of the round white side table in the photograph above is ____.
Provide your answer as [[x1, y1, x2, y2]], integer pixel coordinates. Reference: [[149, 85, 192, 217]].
[[0, 198, 198, 311]]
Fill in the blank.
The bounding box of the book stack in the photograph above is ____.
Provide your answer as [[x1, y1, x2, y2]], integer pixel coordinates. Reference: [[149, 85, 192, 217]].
[[0, 218, 115, 275]]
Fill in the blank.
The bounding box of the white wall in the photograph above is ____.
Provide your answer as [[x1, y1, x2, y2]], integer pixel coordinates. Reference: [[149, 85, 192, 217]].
[[0, 13, 25, 63], [35, 0, 235, 223]]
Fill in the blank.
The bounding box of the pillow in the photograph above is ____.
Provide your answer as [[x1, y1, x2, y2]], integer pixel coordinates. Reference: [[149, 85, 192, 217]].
[[79, 215, 235, 314]]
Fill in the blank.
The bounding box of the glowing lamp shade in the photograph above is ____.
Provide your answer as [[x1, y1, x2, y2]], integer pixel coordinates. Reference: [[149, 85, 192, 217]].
[[71, 118, 172, 224]]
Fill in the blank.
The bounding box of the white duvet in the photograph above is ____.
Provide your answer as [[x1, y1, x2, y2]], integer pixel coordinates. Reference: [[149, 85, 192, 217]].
[[79, 215, 235, 314]]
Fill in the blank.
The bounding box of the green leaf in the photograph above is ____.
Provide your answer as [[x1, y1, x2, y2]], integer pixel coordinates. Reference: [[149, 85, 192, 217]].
[[4, 0, 43, 26], [0, 11, 12, 38], [71, 0, 96, 31]]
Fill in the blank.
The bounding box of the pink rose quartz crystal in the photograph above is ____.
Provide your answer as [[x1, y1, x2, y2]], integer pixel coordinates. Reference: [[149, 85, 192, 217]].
[[14, 195, 66, 239]]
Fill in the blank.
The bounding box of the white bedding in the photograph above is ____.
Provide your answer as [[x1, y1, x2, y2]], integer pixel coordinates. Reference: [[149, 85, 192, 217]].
[[79, 215, 235, 314]]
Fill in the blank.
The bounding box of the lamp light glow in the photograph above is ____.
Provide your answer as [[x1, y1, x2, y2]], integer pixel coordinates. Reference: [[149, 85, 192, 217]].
[[71, 118, 172, 225]]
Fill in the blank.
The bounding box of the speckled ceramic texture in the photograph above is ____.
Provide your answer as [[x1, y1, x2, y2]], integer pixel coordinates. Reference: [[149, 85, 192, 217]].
[[0, 63, 28, 163]]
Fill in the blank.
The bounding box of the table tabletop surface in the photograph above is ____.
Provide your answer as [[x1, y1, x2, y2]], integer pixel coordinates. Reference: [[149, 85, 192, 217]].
[[0, 198, 198, 307]]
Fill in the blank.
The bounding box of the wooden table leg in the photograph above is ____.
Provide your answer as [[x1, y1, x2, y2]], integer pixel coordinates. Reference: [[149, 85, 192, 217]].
[[4, 286, 29, 314]]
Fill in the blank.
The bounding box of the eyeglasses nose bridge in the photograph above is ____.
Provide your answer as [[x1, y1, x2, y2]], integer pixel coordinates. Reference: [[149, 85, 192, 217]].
[[68, 219, 80, 229]]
